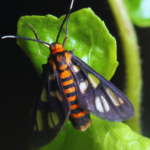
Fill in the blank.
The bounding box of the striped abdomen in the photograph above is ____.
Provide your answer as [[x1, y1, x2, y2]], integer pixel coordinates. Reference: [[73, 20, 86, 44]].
[[60, 69, 91, 131]]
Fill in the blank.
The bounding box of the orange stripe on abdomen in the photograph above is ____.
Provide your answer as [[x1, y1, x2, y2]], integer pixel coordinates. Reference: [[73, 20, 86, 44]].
[[58, 65, 67, 71], [60, 70, 71, 79], [67, 95, 77, 101], [70, 104, 80, 110], [69, 110, 88, 118], [64, 87, 76, 94], [62, 79, 74, 86]]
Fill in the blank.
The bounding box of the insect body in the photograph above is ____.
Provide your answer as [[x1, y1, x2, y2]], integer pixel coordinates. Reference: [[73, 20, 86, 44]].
[[2, 0, 134, 148], [48, 43, 91, 131]]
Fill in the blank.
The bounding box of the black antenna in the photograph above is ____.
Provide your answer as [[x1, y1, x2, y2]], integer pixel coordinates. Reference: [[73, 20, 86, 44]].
[[1, 24, 51, 48], [1, 0, 74, 48], [1, 35, 50, 48], [56, 0, 74, 47]]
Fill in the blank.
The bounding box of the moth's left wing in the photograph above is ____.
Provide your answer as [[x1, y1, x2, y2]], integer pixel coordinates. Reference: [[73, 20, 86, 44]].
[[70, 53, 135, 122], [30, 64, 70, 148]]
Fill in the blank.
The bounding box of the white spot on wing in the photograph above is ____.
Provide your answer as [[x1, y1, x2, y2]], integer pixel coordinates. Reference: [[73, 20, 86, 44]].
[[55, 91, 63, 101], [49, 74, 55, 80], [51, 112, 59, 126], [50, 91, 63, 101], [79, 80, 89, 94], [88, 74, 100, 88], [33, 125, 37, 132], [95, 96, 104, 112], [48, 112, 54, 128], [106, 87, 120, 106], [37, 109, 43, 131], [50, 92, 56, 97], [101, 95, 110, 112], [118, 97, 124, 104], [73, 65, 80, 73], [41, 88, 48, 102]]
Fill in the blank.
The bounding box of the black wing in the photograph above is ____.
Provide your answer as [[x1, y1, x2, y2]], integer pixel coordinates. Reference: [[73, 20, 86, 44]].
[[69, 53, 134, 122], [29, 64, 70, 148]]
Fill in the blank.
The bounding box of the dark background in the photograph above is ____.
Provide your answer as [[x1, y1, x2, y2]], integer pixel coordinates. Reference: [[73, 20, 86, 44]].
[[0, 0, 150, 150]]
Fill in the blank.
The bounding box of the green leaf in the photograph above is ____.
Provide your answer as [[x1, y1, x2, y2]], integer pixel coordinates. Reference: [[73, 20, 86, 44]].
[[124, 0, 150, 27], [30, 115, 150, 150], [17, 8, 118, 80], [17, 8, 150, 150]]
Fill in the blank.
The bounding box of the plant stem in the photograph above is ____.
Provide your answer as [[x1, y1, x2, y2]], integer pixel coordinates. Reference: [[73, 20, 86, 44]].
[[108, 0, 142, 133]]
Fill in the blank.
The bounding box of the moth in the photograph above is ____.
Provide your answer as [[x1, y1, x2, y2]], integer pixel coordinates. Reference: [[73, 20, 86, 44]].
[[2, 0, 134, 148]]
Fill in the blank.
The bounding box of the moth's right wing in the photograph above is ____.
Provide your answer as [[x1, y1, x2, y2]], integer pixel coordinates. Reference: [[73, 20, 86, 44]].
[[29, 64, 70, 148], [70, 54, 134, 122]]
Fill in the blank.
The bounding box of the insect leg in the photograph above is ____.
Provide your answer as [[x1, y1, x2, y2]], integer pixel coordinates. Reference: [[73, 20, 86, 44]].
[[27, 24, 40, 40], [27, 24, 50, 48], [69, 48, 75, 54]]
